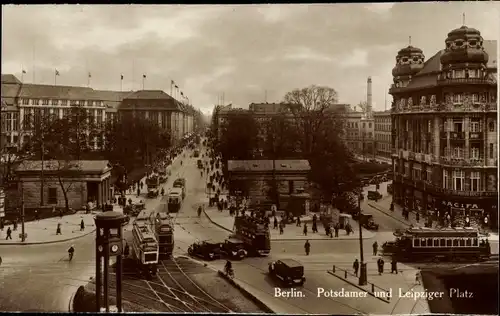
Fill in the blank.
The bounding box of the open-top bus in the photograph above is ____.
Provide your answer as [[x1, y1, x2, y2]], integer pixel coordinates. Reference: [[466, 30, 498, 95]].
[[382, 227, 491, 262]]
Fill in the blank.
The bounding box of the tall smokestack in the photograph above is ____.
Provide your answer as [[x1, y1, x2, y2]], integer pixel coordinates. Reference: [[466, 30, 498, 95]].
[[367, 76, 372, 110]]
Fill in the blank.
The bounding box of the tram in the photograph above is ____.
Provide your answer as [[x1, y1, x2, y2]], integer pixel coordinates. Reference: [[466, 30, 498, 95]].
[[382, 227, 491, 262], [150, 211, 174, 258], [131, 220, 159, 277]]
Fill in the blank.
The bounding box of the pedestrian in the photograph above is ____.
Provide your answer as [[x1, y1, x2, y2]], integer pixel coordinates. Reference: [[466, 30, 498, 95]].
[[372, 241, 378, 256], [279, 222, 284, 235], [59, 209, 63, 218], [140, 181, 143, 190], [5, 227, 12, 240], [296, 216, 301, 227], [312, 220, 318, 233], [377, 258, 384, 275], [334, 223, 339, 237], [0, 220, 4, 231], [353, 259, 359, 276], [391, 258, 398, 274], [137, 187, 140, 197], [303, 223, 308, 236], [465, 216, 470, 227], [124, 242, 130, 257], [56, 223, 62, 235], [161, 188, 165, 196], [128, 198, 132, 205], [415, 268, 422, 284], [273, 217, 278, 229], [80, 219, 85, 231], [34, 209, 39, 221], [304, 240, 311, 256], [416, 212, 420, 223], [13, 219, 17, 231], [345, 223, 351, 235]]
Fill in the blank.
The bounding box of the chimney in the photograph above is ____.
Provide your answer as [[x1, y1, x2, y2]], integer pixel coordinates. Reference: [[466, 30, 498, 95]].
[[367, 76, 372, 110]]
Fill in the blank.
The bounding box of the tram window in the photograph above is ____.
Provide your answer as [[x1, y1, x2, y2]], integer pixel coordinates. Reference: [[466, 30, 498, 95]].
[[414, 239, 420, 247], [473, 238, 478, 246], [453, 239, 459, 246], [466, 238, 472, 246], [440, 239, 446, 247], [446, 239, 452, 247], [427, 238, 433, 247], [433, 239, 439, 247], [459, 239, 466, 247]]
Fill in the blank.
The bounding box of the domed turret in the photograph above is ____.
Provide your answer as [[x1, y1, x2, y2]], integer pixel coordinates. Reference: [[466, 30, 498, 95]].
[[440, 25, 489, 65], [392, 45, 425, 78]]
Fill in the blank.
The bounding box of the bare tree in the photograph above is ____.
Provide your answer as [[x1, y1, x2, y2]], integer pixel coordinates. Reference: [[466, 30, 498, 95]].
[[52, 160, 82, 212]]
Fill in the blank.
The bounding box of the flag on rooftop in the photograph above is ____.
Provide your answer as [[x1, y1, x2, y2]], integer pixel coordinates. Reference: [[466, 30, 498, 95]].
[[121, 74, 124, 80], [55, 69, 60, 76], [22, 70, 26, 74]]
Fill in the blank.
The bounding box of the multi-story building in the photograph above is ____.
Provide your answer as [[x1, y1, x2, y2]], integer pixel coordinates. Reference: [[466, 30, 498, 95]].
[[0, 75, 196, 152], [390, 25, 497, 228], [344, 111, 363, 153], [374, 110, 392, 162]]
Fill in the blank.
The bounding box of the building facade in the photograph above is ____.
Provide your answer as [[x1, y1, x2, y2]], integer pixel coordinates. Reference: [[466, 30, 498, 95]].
[[374, 110, 392, 161], [0, 75, 195, 152], [390, 26, 497, 228]]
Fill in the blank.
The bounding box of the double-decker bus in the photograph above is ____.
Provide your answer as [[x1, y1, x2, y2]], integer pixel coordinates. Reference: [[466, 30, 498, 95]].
[[233, 215, 271, 256], [167, 188, 183, 213], [131, 220, 159, 277], [382, 227, 491, 262], [150, 212, 174, 258]]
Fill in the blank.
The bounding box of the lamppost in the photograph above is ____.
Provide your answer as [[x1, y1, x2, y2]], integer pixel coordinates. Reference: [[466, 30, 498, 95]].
[[357, 192, 367, 285]]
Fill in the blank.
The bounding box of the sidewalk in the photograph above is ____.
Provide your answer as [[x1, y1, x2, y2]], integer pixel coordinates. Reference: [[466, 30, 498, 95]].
[[0, 211, 97, 245], [203, 206, 375, 241], [368, 197, 500, 241]]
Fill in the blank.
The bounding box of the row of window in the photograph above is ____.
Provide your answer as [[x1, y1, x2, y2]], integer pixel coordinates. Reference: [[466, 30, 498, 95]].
[[442, 146, 485, 159], [399, 163, 490, 192], [401, 118, 496, 133], [397, 92, 496, 108], [412, 237, 479, 248], [375, 134, 391, 142], [375, 123, 391, 132], [377, 142, 391, 151], [21, 99, 105, 107]]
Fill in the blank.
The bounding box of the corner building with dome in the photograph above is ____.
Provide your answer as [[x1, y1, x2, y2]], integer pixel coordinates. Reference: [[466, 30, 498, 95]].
[[389, 25, 498, 229]]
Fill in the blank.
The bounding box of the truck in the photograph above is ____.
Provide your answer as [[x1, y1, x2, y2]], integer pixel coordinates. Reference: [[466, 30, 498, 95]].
[[146, 175, 160, 198]]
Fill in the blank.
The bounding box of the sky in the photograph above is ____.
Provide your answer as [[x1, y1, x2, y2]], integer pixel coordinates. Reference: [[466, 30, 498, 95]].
[[2, 3, 499, 115]]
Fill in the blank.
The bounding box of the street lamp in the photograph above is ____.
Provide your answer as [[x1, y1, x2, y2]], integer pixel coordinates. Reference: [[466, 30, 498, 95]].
[[357, 192, 367, 285]]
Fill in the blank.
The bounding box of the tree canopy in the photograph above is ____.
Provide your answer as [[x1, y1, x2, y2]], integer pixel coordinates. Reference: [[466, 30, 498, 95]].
[[218, 110, 259, 162]]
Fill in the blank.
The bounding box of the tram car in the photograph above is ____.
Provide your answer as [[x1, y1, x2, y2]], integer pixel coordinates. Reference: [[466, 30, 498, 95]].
[[382, 227, 491, 262], [150, 212, 174, 258], [131, 220, 159, 278], [233, 214, 271, 256]]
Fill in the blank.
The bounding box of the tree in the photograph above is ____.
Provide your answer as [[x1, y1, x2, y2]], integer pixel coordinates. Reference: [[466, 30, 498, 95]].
[[261, 114, 301, 159], [52, 159, 82, 212], [282, 85, 360, 204], [218, 110, 259, 163]]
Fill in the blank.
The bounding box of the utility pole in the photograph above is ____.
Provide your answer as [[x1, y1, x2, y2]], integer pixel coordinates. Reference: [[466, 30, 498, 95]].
[[357, 193, 367, 285], [21, 183, 25, 242], [40, 122, 45, 206]]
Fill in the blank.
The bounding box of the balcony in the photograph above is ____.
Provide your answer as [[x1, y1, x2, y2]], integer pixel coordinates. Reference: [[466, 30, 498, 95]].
[[439, 157, 485, 167], [469, 132, 483, 140], [440, 131, 466, 140], [437, 77, 492, 85], [414, 153, 423, 162], [430, 187, 497, 198], [424, 154, 433, 164]]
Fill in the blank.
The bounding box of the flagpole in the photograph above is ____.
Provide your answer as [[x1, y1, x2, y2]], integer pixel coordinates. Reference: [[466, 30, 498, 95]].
[[54, 70, 57, 85], [120, 75, 123, 92], [21, 67, 24, 83], [32, 44, 36, 84], [142, 75, 145, 90], [170, 81, 173, 96], [88, 73, 91, 87]]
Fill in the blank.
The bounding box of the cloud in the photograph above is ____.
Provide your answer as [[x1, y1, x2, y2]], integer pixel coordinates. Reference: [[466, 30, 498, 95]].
[[2, 3, 499, 113]]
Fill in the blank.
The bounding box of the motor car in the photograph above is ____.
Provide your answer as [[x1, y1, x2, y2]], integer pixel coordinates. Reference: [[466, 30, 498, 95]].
[[367, 190, 382, 201], [173, 178, 186, 188], [360, 214, 379, 230], [218, 238, 247, 260], [197, 159, 203, 169], [268, 259, 305, 286], [187, 241, 221, 261]]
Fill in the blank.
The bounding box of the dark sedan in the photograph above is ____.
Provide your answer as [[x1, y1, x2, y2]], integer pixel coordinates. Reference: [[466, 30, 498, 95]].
[[187, 241, 221, 261], [218, 238, 247, 260]]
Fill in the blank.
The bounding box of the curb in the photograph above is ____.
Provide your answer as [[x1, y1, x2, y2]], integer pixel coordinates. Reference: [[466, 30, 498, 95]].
[[202, 209, 234, 233], [217, 270, 275, 313], [0, 228, 96, 246], [367, 203, 411, 227], [326, 271, 390, 304], [68, 290, 75, 312]]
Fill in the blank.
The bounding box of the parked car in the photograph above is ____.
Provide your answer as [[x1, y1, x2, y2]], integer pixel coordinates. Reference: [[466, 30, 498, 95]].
[[218, 238, 247, 260], [187, 241, 221, 261], [367, 190, 382, 201], [268, 259, 305, 286], [360, 214, 379, 231]]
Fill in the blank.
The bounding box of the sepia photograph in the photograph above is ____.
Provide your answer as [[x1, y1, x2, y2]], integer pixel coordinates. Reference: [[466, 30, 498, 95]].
[[0, 2, 498, 315]]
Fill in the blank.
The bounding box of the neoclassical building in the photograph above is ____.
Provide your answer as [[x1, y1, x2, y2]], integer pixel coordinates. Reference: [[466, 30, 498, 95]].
[[390, 25, 497, 228]]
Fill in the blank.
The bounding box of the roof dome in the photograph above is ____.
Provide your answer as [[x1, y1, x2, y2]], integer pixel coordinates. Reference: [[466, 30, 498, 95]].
[[392, 45, 425, 77], [440, 26, 488, 65]]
